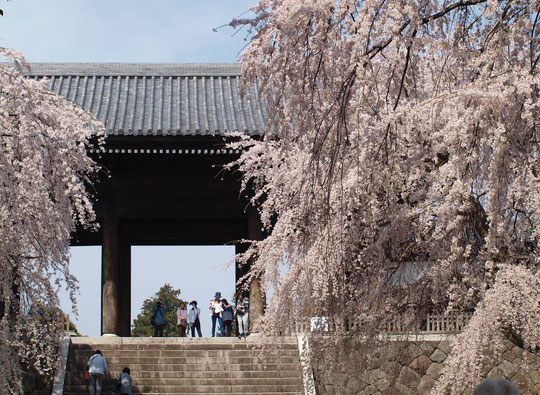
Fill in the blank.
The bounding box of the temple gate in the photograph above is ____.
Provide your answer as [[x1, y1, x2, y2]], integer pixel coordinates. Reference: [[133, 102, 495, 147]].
[[29, 63, 265, 336]]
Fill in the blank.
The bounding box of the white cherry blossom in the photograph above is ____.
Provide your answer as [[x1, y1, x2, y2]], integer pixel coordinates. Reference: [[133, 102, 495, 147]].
[[231, 1, 540, 392], [0, 48, 103, 393]]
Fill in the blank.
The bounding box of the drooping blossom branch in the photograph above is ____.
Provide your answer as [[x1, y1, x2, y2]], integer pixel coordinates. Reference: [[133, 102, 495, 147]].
[[0, 48, 104, 393], [228, 0, 539, 391], [432, 265, 539, 394]]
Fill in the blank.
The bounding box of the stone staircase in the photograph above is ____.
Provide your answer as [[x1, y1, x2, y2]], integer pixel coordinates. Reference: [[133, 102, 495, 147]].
[[63, 336, 304, 394]]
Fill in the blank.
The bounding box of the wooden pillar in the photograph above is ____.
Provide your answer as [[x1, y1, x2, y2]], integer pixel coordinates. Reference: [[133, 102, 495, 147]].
[[118, 236, 131, 337], [247, 206, 265, 330], [102, 187, 120, 335], [249, 276, 264, 329]]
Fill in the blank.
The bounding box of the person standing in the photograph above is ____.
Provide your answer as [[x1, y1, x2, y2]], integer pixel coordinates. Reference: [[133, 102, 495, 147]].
[[152, 301, 166, 337], [209, 292, 224, 337], [176, 303, 188, 337], [87, 350, 108, 395], [221, 298, 234, 337], [236, 294, 249, 338], [188, 301, 202, 337]]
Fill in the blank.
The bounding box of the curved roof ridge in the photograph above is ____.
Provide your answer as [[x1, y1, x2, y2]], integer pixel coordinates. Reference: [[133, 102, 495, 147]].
[[27, 63, 242, 77]]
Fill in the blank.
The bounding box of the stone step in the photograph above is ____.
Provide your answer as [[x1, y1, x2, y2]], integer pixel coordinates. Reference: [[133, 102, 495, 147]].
[[65, 392, 301, 395], [69, 362, 300, 372], [68, 369, 301, 379], [70, 343, 299, 351], [64, 383, 302, 393], [65, 337, 304, 395], [66, 377, 302, 386], [70, 336, 298, 345], [69, 356, 299, 366], [70, 349, 299, 357]]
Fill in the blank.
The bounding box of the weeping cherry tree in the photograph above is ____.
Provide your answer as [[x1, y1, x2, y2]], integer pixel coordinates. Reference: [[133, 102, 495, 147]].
[[228, 1, 540, 392], [0, 49, 104, 393]]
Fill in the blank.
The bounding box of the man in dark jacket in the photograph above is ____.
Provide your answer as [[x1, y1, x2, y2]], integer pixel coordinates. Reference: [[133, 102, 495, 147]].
[[152, 301, 166, 337]]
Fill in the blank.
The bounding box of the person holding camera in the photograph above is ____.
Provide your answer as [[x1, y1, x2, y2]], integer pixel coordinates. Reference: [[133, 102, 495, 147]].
[[151, 301, 166, 337], [236, 294, 249, 339], [210, 292, 224, 337]]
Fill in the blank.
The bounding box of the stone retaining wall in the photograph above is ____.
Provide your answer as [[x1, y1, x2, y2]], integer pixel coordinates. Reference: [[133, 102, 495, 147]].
[[310, 336, 539, 394]]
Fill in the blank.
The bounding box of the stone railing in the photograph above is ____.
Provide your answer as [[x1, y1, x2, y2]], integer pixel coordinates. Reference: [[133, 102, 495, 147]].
[[425, 312, 473, 333], [297, 312, 539, 394], [294, 311, 474, 335]]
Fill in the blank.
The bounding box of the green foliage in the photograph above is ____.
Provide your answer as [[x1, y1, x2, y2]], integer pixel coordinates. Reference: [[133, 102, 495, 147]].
[[131, 284, 187, 337]]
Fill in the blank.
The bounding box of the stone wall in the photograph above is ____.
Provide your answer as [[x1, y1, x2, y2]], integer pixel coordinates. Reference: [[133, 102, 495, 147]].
[[310, 336, 539, 395]]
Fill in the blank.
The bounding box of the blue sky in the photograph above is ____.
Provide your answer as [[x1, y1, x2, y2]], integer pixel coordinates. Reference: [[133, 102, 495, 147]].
[[63, 246, 236, 337], [0, 0, 255, 63], [1, 0, 257, 337]]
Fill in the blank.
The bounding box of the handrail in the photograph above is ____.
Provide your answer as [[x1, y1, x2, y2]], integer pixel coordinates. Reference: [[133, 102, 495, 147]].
[[51, 335, 71, 395]]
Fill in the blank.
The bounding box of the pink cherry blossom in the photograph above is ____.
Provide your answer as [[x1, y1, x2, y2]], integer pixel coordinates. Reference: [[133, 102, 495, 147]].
[[0, 48, 104, 393], [230, 1, 540, 391]]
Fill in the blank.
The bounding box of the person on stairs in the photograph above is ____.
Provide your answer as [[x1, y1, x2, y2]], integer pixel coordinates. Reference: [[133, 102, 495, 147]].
[[176, 302, 188, 337], [210, 292, 224, 337], [188, 300, 202, 337], [114, 367, 132, 394], [236, 293, 249, 339], [152, 301, 166, 337], [87, 350, 108, 395], [221, 298, 234, 337]]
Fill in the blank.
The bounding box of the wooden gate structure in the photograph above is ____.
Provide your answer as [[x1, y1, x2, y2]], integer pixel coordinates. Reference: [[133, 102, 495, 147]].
[[28, 63, 266, 336]]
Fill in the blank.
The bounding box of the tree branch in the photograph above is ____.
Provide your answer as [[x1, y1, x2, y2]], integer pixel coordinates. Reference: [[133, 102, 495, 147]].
[[365, 0, 487, 63]]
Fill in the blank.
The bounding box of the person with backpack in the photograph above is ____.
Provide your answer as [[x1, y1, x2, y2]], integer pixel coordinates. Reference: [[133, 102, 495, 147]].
[[87, 350, 108, 395], [236, 294, 249, 338], [221, 298, 234, 337], [151, 301, 166, 337], [114, 367, 132, 394], [188, 301, 202, 337]]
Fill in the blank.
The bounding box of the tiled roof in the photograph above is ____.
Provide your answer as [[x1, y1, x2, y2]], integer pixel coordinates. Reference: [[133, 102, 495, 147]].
[[27, 63, 266, 137]]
